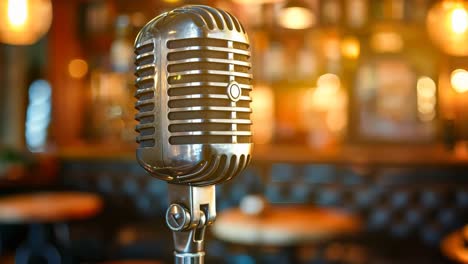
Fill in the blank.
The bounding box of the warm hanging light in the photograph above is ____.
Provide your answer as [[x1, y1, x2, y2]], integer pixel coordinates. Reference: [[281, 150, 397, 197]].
[[451, 69, 468, 93], [426, 0, 468, 56], [8, 0, 28, 29], [278, 0, 315, 29], [451, 6, 468, 33], [0, 0, 53, 45]]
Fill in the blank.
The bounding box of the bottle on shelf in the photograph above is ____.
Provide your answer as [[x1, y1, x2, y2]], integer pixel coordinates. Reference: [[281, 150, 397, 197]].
[[89, 14, 137, 145], [297, 0, 348, 148], [348, 0, 438, 143]]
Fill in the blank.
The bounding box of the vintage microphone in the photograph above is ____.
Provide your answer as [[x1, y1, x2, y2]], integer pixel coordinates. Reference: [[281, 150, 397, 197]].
[[134, 5, 253, 264]]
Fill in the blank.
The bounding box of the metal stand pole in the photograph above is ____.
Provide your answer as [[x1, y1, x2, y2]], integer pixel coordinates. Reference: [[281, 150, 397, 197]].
[[166, 185, 216, 264]]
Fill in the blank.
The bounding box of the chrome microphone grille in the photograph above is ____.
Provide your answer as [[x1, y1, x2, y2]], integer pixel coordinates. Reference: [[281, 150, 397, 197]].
[[166, 38, 253, 145], [173, 153, 252, 185], [133, 5, 253, 186], [135, 40, 157, 148]]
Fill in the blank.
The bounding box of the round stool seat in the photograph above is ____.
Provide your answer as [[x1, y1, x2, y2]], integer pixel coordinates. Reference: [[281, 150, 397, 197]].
[[441, 225, 468, 263], [212, 206, 362, 246], [0, 192, 102, 223]]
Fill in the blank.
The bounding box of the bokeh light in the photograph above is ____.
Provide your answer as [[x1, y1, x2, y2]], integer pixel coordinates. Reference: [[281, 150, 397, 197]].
[[68, 59, 89, 79], [279, 6, 315, 29], [427, 0, 468, 56], [251, 84, 274, 144], [25, 80, 52, 152], [416, 76, 437, 122], [7, 0, 28, 29], [370, 31, 403, 53], [451, 69, 468, 93], [0, 0, 53, 45], [451, 6, 468, 34], [341, 37, 360, 59]]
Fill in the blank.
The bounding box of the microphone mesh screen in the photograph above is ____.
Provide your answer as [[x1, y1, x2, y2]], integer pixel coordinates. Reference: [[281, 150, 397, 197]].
[[166, 37, 252, 145], [135, 41, 156, 148]]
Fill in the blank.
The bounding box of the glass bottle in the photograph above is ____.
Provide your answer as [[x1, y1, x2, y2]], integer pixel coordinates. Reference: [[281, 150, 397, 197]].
[[297, 0, 348, 148], [90, 14, 136, 145]]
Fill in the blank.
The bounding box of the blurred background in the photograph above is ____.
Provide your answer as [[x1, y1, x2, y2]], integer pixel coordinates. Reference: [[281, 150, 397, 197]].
[[0, 0, 468, 263]]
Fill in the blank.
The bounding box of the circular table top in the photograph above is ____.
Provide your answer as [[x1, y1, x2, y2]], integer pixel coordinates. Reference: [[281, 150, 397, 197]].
[[212, 206, 362, 246], [0, 191, 103, 223], [440, 225, 468, 263]]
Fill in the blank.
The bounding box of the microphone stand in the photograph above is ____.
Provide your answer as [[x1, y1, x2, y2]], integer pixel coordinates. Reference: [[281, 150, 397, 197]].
[[166, 185, 216, 264]]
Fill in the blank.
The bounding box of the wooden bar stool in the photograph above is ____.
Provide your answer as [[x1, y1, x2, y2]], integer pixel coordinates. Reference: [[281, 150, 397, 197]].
[[0, 192, 102, 264]]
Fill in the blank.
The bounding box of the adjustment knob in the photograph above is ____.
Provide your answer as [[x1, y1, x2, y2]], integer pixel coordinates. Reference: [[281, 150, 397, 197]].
[[166, 204, 191, 231]]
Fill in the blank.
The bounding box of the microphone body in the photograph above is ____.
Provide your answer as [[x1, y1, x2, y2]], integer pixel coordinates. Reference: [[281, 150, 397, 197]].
[[135, 5, 253, 186], [134, 5, 252, 263]]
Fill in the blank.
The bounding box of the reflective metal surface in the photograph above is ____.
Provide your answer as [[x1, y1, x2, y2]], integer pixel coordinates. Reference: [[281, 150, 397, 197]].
[[167, 185, 215, 258], [134, 5, 253, 187], [175, 252, 205, 264], [134, 5, 253, 264]]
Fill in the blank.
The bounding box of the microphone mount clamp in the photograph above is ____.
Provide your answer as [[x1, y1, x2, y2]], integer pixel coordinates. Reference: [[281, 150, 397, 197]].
[[166, 184, 216, 264]]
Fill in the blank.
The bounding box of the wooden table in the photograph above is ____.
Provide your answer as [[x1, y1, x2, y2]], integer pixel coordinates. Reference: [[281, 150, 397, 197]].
[[213, 206, 362, 246], [213, 206, 362, 263], [0, 191, 103, 264], [0, 191, 102, 223], [440, 225, 468, 263]]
